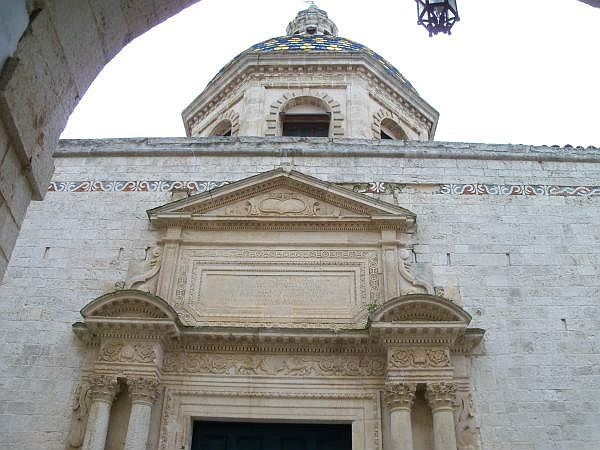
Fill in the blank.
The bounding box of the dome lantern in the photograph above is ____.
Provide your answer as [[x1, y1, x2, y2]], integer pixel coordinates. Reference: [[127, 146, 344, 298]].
[[286, 3, 339, 36]]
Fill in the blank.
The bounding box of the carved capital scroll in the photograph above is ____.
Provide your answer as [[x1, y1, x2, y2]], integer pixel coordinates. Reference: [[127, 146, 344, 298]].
[[384, 383, 416, 410], [127, 376, 159, 406], [88, 375, 119, 404], [426, 382, 457, 411]]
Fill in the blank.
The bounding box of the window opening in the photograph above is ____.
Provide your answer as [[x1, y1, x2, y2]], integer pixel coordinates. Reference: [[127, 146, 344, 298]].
[[381, 129, 393, 140], [281, 113, 330, 137], [380, 118, 408, 140], [211, 119, 233, 137]]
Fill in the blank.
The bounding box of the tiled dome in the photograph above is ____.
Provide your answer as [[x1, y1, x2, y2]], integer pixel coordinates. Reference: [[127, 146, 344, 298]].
[[207, 34, 418, 95]]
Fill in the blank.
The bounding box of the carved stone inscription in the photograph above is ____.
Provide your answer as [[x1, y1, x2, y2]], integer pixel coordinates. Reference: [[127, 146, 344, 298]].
[[172, 248, 381, 328], [199, 269, 354, 309]]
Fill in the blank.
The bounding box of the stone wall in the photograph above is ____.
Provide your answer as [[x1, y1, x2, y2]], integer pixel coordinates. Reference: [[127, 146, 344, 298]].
[[1, 137, 600, 449], [0, 0, 201, 282]]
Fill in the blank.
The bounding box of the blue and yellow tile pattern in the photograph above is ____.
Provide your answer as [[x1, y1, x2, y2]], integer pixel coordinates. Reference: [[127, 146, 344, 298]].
[[208, 35, 417, 94]]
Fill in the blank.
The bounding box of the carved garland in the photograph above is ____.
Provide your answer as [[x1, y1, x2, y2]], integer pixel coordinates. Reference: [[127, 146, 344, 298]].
[[162, 353, 386, 377], [265, 91, 344, 137]]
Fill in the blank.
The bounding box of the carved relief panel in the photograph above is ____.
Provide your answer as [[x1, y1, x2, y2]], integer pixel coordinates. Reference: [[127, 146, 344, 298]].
[[171, 247, 381, 328]]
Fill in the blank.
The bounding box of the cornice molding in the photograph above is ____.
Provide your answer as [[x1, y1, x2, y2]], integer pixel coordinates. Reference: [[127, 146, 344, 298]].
[[182, 55, 438, 133], [56, 137, 600, 163]]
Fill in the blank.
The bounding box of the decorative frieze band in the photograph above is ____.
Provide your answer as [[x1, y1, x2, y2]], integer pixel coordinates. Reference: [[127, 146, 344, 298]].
[[48, 180, 600, 197], [162, 352, 386, 377], [389, 347, 451, 369]]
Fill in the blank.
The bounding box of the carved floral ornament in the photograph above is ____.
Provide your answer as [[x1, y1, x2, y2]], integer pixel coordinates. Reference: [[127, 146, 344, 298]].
[[384, 382, 416, 409]]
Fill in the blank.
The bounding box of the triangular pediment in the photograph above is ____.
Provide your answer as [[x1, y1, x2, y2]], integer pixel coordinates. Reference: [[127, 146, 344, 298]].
[[147, 168, 416, 231]]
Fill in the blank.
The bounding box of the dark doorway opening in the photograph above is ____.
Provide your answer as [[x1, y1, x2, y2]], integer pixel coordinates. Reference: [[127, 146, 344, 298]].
[[191, 421, 352, 450]]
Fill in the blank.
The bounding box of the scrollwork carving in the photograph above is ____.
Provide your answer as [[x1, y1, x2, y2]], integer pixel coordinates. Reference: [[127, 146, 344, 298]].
[[426, 382, 457, 410], [124, 246, 162, 294], [65, 381, 92, 449], [97, 342, 156, 364], [224, 191, 343, 217], [398, 248, 433, 295], [384, 383, 416, 410], [389, 347, 451, 368], [127, 376, 159, 406], [88, 374, 119, 404], [162, 353, 385, 377], [455, 392, 480, 449]]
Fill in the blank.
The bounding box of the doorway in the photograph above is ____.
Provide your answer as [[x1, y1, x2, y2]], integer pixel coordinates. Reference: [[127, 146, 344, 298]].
[[191, 421, 352, 450]]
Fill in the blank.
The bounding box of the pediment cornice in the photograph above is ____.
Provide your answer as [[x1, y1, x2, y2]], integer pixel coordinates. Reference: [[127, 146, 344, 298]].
[[147, 168, 416, 231]]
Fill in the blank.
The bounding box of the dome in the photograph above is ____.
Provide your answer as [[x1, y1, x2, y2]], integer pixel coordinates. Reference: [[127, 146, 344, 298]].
[[205, 4, 418, 95], [207, 34, 418, 95]]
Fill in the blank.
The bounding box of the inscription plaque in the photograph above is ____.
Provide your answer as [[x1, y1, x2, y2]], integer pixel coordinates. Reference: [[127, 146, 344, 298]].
[[200, 270, 355, 308], [172, 248, 382, 328]]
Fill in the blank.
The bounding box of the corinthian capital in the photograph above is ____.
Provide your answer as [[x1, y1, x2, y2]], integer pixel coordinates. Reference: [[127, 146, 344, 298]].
[[88, 374, 119, 404], [426, 382, 457, 411], [384, 383, 416, 410], [127, 376, 159, 405]]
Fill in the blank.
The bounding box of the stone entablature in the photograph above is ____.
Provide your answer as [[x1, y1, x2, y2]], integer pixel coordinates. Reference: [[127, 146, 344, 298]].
[[72, 289, 483, 449]]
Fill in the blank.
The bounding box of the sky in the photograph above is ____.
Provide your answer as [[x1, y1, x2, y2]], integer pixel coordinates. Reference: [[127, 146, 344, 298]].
[[61, 0, 600, 147]]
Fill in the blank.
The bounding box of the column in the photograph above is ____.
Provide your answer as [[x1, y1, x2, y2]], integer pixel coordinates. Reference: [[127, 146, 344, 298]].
[[124, 376, 159, 450], [426, 382, 458, 450], [82, 375, 119, 450], [385, 383, 416, 450]]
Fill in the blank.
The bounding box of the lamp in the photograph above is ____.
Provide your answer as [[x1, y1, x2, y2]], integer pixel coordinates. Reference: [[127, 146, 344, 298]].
[[416, 0, 460, 36]]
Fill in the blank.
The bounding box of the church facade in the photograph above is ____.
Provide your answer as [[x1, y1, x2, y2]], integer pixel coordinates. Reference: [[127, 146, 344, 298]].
[[1, 5, 599, 450]]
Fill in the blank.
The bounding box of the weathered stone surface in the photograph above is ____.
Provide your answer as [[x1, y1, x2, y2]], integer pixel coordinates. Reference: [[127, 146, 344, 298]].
[[2, 138, 600, 448]]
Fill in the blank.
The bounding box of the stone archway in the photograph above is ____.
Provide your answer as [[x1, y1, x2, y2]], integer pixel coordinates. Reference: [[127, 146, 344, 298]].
[[207, 110, 240, 137], [372, 108, 411, 140], [0, 0, 203, 280], [265, 91, 345, 138]]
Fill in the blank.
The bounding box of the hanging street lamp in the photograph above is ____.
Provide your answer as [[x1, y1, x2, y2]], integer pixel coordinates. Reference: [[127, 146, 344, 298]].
[[415, 0, 460, 36]]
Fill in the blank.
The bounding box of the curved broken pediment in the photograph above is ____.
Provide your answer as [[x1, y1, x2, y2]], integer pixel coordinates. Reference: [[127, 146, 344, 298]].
[[370, 294, 472, 325], [81, 290, 179, 322]]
